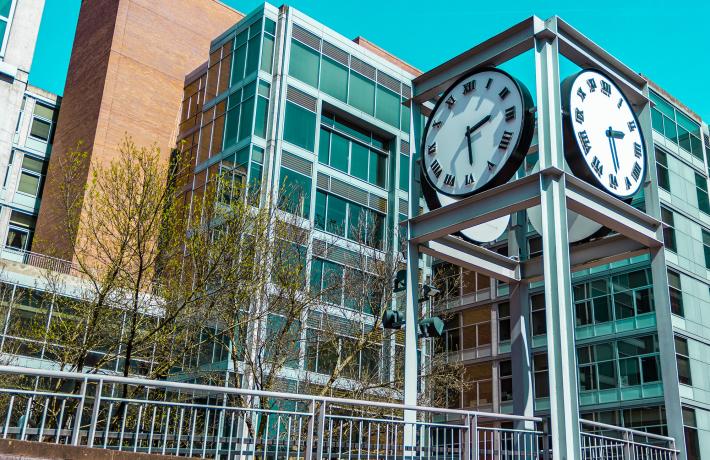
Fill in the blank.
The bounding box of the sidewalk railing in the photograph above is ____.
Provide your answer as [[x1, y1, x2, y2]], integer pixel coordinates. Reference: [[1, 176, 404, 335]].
[[580, 419, 679, 460], [0, 365, 680, 459]]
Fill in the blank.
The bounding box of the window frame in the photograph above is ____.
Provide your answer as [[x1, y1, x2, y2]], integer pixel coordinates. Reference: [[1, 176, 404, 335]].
[[660, 206, 676, 253], [27, 102, 56, 144], [0, 0, 16, 57], [667, 269, 684, 316], [675, 336, 692, 385], [15, 154, 44, 198]]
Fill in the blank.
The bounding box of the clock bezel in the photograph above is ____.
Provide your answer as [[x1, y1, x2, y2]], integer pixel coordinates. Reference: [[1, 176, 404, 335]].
[[420, 67, 536, 202], [562, 68, 648, 200]]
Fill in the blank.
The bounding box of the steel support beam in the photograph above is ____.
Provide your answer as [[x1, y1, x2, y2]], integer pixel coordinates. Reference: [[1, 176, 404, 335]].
[[412, 17, 539, 104], [565, 174, 662, 247], [534, 17, 581, 460], [637, 86, 687, 458], [407, 173, 541, 243], [522, 234, 650, 282], [421, 236, 519, 283]]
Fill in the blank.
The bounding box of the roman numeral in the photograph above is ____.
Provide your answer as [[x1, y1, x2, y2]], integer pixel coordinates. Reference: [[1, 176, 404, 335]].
[[445, 95, 456, 108], [600, 80, 611, 97], [499, 87, 510, 100], [428, 143, 437, 155], [464, 173, 475, 186], [634, 142, 642, 158], [577, 87, 586, 102], [628, 120, 637, 132], [609, 174, 618, 190], [575, 108, 584, 124], [430, 159, 442, 178], [485, 78, 493, 89], [591, 156, 603, 177], [443, 174, 455, 186], [578, 130, 592, 154], [432, 120, 442, 129], [499, 130, 513, 150], [617, 98, 623, 109], [487, 161, 496, 170], [631, 162, 642, 181], [587, 78, 597, 92], [463, 80, 475, 95], [625, 177, 632, 190], [505, 106, 516, 121]]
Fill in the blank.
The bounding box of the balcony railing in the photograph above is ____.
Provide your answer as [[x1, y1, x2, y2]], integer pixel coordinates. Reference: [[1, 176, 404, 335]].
[[0, 365, 678, 459], [0, 247, 75, 276]]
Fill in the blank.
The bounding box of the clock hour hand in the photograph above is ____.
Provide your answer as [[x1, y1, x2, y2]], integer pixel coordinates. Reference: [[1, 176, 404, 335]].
[[605, 126, 622, 172], [465, 114, 492, 165]]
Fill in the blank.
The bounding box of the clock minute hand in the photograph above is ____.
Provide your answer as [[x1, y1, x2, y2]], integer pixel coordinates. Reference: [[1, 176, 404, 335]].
[[605, 126, 622, 173], [465, 114, 492, 166], [606, 128, 625, 140]]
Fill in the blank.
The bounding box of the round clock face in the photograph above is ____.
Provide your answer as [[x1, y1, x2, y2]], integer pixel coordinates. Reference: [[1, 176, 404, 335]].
[[563, 69, 647, 199], [421, 68, 534, 197]]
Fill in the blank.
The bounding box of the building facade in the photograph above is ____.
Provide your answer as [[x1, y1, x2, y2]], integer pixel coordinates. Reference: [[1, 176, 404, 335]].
[[0, 0, 63, 260], [0, 1, 709, 458]]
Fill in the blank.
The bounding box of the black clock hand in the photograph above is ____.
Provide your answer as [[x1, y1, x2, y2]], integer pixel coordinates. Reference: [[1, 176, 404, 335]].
[[605, 127, 623, 172], [464, 114, 492, 165]]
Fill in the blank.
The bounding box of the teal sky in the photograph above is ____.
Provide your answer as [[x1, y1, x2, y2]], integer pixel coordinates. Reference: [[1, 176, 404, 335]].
[[30, 0, 710, 121]]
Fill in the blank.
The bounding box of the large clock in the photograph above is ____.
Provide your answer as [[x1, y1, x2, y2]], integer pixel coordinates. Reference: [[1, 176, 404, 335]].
[[421, 68, 535, 242], [562, 69, 647, 199]]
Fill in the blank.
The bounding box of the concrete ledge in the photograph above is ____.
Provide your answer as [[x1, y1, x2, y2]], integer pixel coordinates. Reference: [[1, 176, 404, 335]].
[[0, 439, 185, 459]]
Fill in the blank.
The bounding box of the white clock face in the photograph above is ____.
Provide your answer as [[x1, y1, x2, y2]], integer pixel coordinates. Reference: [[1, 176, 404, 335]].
[[565, 69, 646, 198], [422, 68, 532, 196]]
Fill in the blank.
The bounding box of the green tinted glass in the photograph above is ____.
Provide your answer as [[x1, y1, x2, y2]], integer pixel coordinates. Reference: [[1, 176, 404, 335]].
[[0, 0, 11, 17], [223, 107, 239, 149], [375, 85, 400, 128], [283, 102, 316, 151], [330, 132, 348, 172], [370, 151, 387, 187], [321, 57, 348, 102], [349, 72, 375, 115], [318, 129, 330, 164], [232, 45, 247, 85], [261, 35, 274, 73], [246, 35, 261, 75], [314, 191, 326, 230], [399, 153, 409, 191], [289, 40, 319, 87], [21, 156, 43, 173], [238, 97, 254, 141], [254, 97, 268, 138], [350, 142, 369, 181], [326, 195, 346, 236]]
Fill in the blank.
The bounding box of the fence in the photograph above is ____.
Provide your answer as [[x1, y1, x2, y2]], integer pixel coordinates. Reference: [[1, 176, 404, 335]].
[[0, 365, 679, 459], [580, 419, 678, 460]]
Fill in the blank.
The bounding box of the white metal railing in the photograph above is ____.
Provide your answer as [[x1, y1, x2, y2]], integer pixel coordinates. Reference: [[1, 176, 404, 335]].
[[580, 419, 679, 460], [0, 247, 75, 275], [0, 365, 543, 459], [0, 365, 680, 459]]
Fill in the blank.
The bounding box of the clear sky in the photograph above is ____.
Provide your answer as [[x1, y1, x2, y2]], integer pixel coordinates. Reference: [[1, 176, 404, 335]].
[[30, 0, 710, 121]]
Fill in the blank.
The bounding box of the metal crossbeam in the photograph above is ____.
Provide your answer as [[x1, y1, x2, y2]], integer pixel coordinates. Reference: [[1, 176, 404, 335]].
[[407, 173, 541, 243], [412, 17, 540, 103], [421, 236, 520, 283], [522, 233, 649, 282], [564, 174, 662, 247]]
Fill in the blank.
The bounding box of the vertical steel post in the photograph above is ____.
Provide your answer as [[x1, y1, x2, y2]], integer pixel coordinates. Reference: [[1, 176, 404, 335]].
[[637, 83, 687, 460], [87, 379, 103, 447], [71, 378, 88, 446], [403, 93, 424, 448], [509, 208, 534, 428], [533, 17, 581, 460]]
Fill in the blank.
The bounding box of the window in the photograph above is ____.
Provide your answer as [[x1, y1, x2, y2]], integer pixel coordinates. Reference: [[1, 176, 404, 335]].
[[230, 23, 261, 86], [254, 80, 270, 139], [651, 91, 704, 160], [29, 103, 55, 143], [319, 112, 389, 188], [321, 56, 348, 102], [667, 270, 683, 316], [655, 149, 670, 191], [0, 0, 14, 55], [314, 190, 384, 248], [703, 229, 710, 270], [5, 210, 35, 251], [660, 207, 676, 252], [533, 353, 549, 398], [575, 269, 653, 326], [683, 406, 700, 460], [617, 336, 660, 387], [278, 166, 311, 218], [531, 293, 546, 336], [349, 71, 375, 115], [675, 336, 692, 385], [260, 18, 275, 74], [498, 302, 510, 342], [223, 82, 256, 151], [399, 152, 409, 192], [499, 360, 513, 402], [3, 150, 13, 187], [528, 236, 543, 258], [375, 84, 400, 128], [16, 155, 44, 197], [289, 39, 320, 87], [283, 101, 316, 151], [461, 307, 491, 350], [695, 173, 710, 214]]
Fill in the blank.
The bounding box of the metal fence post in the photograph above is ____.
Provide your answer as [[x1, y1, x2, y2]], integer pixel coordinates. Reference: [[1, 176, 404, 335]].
[[305, 400, 326, 460], [622, 430, 633, 460], [87, 379, 103, 447], [542, 419, 550, 460], [71, 378, 88, 446], [463, 415, 471, 460], [472, 415, 479, 460]]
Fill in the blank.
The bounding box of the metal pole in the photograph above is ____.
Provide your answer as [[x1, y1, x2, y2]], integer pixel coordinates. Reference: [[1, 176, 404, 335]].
[[403, 90, 424, 447], [87, 379, 103, 447], [71, 378, 88, 446], [533, 17, 581, 460]]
